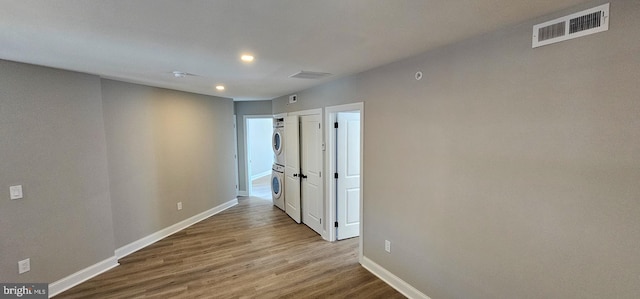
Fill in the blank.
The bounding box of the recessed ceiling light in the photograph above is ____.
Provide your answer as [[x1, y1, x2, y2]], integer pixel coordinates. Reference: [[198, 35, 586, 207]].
[[216, 85, 225, 91], [241, 54, 254, 62]]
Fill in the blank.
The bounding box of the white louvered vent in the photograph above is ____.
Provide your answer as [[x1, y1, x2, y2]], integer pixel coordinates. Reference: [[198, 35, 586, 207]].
[[289, 71, 332, 79], [533, 3, 609, 48]]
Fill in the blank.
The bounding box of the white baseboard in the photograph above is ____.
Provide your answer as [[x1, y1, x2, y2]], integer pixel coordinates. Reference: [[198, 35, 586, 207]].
[[48, 198, 238, 298], [238, 190, 249, 197], [115, 198, 238, 259], [49, 256, 119, 298], [361, 256, 431, 299]]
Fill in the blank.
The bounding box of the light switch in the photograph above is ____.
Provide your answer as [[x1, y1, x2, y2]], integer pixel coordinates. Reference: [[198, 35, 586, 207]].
[[18, 258, 30, 274], [10, 185, 23, 200]]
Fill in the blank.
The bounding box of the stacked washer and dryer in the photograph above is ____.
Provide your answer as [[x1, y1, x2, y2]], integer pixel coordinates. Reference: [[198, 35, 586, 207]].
[[271, 117, 285, 210]]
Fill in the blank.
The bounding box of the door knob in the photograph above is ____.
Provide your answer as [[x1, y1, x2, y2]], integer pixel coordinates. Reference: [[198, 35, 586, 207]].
[[293, 173, 298, 177], [300, 174, 308, 179]]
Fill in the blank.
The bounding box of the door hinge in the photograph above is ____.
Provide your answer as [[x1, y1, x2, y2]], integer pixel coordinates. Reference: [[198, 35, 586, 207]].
[[334, 173, 338, 179], [334, 222, 339, 228], [334, 122, 338, 128]]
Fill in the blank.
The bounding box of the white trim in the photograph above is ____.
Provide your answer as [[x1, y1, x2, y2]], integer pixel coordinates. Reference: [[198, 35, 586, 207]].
[[49, 199, 238, 298], [273, 112, 287, 118], [361, 256, 431, 299], [49, 256, 119, 298], [115, 198, 238, 259], [325, 102, 364, 114], [325, 111, 336, 242], [288, 108, 322, 116], [233, 115, 240, 196]]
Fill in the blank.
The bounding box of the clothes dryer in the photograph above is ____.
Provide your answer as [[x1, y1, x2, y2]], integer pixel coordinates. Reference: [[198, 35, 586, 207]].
[[271, 163, 285, 210], [272, 117, 285, 165]]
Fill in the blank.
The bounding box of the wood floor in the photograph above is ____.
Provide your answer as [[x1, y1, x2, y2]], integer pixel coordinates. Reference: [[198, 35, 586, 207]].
[[55, 197, 404, 298]]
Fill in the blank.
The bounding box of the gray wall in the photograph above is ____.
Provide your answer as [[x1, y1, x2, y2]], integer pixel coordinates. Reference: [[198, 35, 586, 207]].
[[0, 60, 236, 284], [272, 0, 640, 298], [101, 80, 236, 248], [234, 100, 272, 192], [272, 75, 359, 113], [0, 60, 115, 282]]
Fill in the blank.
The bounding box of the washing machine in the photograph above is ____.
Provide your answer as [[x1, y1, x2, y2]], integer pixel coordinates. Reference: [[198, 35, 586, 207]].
[[271, 163, 285, 210], [272, 117, 285, 165]]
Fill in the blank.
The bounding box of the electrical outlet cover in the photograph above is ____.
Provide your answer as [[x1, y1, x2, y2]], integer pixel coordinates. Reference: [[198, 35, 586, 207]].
[[10, 185, 23, 200]]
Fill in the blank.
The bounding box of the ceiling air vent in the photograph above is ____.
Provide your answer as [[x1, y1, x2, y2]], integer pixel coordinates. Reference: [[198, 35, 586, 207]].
[[289, 71, 332, 79], [533, 3, 609, 48]]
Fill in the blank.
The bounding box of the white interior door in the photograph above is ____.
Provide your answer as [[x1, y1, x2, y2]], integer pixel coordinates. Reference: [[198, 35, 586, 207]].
[[301, 114, 323, 235], [336, 112, 361, 240], [284, 115, 301, 223]]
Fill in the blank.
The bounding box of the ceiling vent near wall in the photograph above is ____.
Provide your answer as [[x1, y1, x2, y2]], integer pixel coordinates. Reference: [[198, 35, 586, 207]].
[[289, 71, 333, 79], [532, 3, 609, 48]]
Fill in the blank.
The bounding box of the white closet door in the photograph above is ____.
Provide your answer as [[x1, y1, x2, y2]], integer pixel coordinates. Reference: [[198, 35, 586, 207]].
[[284, 115, 301, 223]]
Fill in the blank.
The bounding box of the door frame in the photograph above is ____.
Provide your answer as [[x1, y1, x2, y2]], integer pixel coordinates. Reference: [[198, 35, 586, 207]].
[[243, 115, 274, 196], [233, 115, 239, 196], [325, 103, 364, 257]]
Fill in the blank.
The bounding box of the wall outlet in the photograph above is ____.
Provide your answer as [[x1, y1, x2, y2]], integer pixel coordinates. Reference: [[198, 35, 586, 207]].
[[385, 240, 391, 253], [177, 202, 183, 210], [18, 258, 30, 274]]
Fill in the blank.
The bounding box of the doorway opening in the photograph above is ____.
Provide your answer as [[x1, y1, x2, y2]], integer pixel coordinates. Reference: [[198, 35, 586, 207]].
[[244, 116, 273, 199], [326, 103, 363, 256]]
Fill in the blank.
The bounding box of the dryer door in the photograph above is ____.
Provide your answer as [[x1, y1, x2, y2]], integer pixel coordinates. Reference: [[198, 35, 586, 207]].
[[272, 130, 283, 156], [271, 172, 282, 199]]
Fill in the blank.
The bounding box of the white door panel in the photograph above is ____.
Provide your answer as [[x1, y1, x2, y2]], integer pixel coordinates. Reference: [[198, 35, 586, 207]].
[[284, 115, 301, 223], [301, 114, 323, 235], [337, 112, 360, 240], [345, 189, 360, 224]]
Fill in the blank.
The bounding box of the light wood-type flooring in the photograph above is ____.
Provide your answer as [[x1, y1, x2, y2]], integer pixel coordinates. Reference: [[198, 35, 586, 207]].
[[55, 197, 404, 298]]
